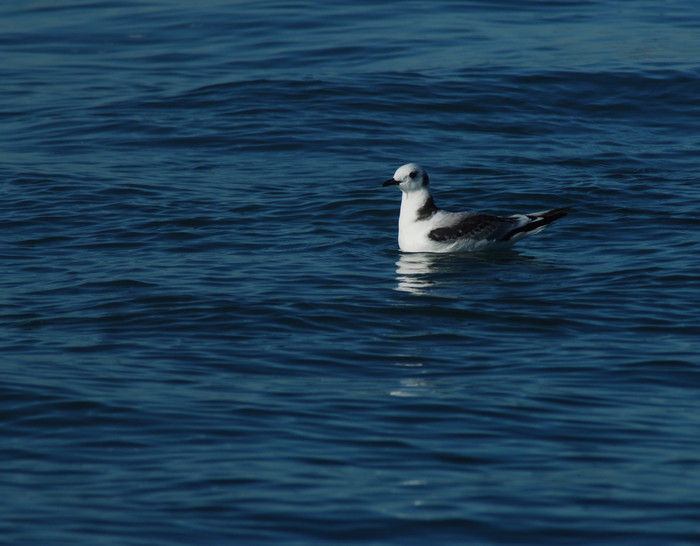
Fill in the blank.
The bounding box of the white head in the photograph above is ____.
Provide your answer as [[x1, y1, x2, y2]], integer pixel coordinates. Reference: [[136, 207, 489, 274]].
[[382, 163, 430, 193]]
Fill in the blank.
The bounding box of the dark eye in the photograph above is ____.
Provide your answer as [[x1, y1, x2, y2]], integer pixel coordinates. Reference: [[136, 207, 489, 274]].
[[409, 171, 417, 179]]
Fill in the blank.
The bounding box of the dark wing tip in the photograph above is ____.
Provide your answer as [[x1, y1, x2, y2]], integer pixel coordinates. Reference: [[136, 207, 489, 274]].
[[543, 206, 572, 220], [500, 206, 572, 242]]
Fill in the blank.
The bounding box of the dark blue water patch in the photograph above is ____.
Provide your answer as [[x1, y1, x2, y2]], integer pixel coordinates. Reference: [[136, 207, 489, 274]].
[[4, 1, 700, 544], [149, 68, 700, 172], [608, 360, 700, 390]]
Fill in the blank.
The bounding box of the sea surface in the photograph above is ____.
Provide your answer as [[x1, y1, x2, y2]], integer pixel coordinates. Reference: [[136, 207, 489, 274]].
[[2, 1, 700, 544]]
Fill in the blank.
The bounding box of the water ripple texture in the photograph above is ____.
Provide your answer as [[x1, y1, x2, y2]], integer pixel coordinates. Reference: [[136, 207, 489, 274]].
[[2, 1, 700, 544]]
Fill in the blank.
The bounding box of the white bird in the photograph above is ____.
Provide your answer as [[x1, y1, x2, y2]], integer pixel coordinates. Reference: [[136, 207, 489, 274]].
[[383, 163, 571, 253]]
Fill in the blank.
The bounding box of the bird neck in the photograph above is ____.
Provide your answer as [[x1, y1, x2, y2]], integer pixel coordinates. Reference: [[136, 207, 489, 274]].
[[400, 189, 435, 222]]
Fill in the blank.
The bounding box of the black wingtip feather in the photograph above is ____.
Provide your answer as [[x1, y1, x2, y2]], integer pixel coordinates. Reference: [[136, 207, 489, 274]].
[[538, 206, 572, 222], [500, 206, 572, 242]]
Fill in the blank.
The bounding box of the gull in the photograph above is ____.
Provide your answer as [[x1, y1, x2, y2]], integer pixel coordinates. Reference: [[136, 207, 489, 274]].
[[383, 163, 571, 253]]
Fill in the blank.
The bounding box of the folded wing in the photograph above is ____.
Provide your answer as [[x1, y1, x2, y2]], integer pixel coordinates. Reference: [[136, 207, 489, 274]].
[[428, 207, 571, 244]]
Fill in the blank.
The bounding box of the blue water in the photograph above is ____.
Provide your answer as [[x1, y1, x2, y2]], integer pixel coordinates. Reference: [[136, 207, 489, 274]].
[[3, 1, 700, 544]]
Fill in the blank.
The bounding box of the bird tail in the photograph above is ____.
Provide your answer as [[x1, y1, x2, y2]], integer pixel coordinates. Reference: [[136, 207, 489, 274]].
[[500, 206, 571, 242]]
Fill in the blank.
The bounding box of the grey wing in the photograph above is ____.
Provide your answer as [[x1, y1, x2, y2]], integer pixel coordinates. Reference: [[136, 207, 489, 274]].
[[428, 213, 517, 243]]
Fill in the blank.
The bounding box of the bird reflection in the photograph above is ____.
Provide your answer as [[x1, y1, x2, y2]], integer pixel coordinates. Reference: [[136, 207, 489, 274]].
[[395, 253, 443, 294], [395, 250, 539, 295]]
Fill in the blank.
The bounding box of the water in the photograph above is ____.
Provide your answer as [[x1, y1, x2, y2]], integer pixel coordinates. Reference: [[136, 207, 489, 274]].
[[3, 1, 700, 544]]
